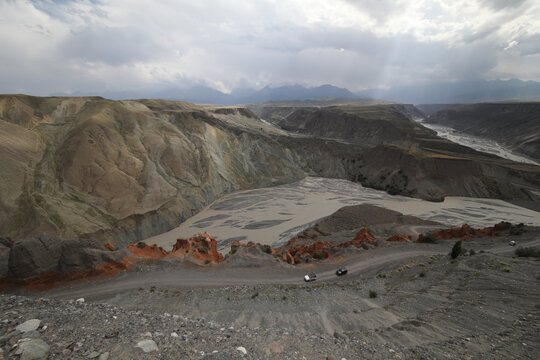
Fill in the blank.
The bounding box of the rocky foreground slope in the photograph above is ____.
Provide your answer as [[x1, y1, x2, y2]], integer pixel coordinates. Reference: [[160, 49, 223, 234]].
[[1, 95, 539, 247], [1, 234, 539, 359]]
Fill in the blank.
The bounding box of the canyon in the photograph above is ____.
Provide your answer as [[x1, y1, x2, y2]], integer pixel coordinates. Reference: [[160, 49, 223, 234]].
[[1, 95, 539, 359], [1, 95, 539, 249]]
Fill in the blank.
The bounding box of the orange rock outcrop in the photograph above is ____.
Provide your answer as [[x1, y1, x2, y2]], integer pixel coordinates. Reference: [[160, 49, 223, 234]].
[[171, 233, 224, 263], [386, 234, 412, 242], [127, 232, 224, 264], [0, 256, 134, 292], [104, 243, 115, 251], [127, 243, 168, 258], [418, 222, 513, 242]]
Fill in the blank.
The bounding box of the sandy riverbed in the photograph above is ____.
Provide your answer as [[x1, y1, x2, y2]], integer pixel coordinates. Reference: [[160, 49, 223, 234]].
[[144, 178, 540, 250]]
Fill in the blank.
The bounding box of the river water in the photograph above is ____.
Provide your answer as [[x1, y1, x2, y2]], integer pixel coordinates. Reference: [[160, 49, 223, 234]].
[[415, 119, 539, 166]]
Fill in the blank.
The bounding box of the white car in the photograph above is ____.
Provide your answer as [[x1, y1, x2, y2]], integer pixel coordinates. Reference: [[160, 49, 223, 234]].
[[304, 273, 317, 282], [509, 240, 517, 246]]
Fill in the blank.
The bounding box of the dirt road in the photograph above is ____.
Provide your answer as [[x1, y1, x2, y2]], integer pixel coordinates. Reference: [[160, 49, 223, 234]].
[[41, 233, 539, 301]]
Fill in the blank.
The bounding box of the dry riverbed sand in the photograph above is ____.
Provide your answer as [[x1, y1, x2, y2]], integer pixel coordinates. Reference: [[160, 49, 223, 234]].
[[146, 177, 540, 251]]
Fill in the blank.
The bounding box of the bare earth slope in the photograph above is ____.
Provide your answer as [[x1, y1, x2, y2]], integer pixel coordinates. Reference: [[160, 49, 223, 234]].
[[1, 95, 540, 246]]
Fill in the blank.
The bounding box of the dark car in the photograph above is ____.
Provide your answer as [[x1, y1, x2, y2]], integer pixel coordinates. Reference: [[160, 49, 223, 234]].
[[336, 268, 348, 276], [304, 273, 317, 282]]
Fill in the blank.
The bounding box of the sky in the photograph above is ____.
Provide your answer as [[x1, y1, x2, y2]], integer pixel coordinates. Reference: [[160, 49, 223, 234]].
[[0, 0, 539, 95]]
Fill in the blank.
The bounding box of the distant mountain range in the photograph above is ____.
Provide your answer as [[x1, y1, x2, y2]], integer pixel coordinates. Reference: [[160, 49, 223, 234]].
[[54, 79, 540, 105], [359, 79, 540, 104]]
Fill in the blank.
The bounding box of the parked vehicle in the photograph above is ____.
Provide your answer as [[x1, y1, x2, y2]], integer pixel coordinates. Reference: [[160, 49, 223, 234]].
[[509, 240, 517, 246], [336, 268, 348, 276], [304, 273, 317, 282]]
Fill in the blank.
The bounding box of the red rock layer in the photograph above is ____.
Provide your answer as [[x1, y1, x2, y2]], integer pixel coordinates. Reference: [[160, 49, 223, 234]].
[[417, 222, 512, 242], [344, 227, 377, 247], [127, 243, 168, 258], [0, 256, 134, 292], [285, 240, 332, 264], [127, 232, 224, 264], [280, 228, 378, 264], [104, 243, 115, 251], [386, 234, 412, 242]]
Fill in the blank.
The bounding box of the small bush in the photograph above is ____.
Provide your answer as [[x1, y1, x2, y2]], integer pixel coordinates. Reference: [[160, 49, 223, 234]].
[[419, 271, 426, 278], [515, 247, 540, 258], [451, 240, 462, 259], [282, 296, 287, 300], [503, 267, 511, 273], [136, 241, 147, 249], [262, 245, 272, 254], [369, 290, 377, 298], [422, 234, 439, 244], [251, 292, 259, 299], [469, 249, 476, 256], [313, 251, 326, 260], [231, 248, 237, 254], [205, 259, 211, 264]]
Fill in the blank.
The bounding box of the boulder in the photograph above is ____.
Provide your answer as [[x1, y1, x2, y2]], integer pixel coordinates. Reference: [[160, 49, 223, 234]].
[[16, 319, 41, 333], [58, 239, 128, 273], [17, 338, 50, 360], [136, 339, 158, 353], [8, 235, 62, 279]]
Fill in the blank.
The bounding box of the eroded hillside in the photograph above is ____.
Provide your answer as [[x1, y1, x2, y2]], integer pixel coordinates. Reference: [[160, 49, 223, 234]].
[[424, 102, 540, 160], [0, 95, 539, 246]]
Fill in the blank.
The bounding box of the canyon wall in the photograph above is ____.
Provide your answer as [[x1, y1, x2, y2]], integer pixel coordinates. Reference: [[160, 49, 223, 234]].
[[1, 95, 539, 247]]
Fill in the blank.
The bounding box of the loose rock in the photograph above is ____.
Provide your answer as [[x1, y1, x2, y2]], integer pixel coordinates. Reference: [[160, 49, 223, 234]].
[[17, 338, 50, 360], [136, 339, 158, 353], [16, 319, 41, 333]]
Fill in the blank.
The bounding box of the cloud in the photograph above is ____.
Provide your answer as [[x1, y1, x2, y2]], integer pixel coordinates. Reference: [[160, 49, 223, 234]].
[[61, 26, 163, 65], [0, 0, 539, 96]]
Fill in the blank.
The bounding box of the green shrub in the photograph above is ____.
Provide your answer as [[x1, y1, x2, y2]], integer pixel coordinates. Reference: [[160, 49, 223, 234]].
[[137, 241, 147, 249], [419, 271, 426, 278], [205, 259, 211, 264], [262, 245, 272, 254], [251, 292, 259, 299], [421, 234, 439, 244], [313, 251, 326, 260], [451, 240, 462, 259], [369, 290, 377, 298], [515, 247, 540, 258]]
